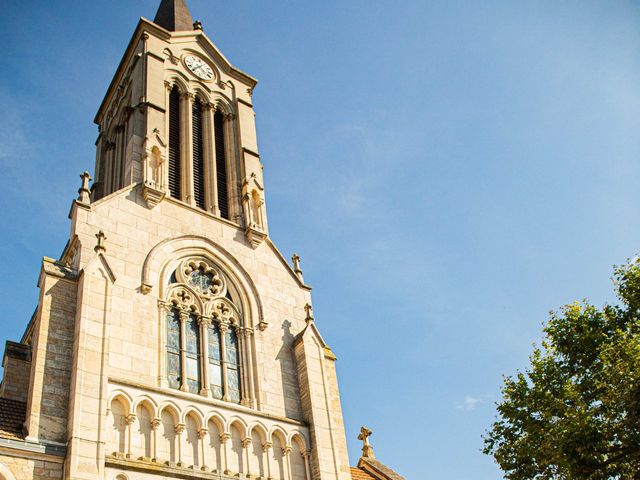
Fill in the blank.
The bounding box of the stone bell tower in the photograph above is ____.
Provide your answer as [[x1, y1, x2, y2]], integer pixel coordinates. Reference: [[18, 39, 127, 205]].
[[0, 1, 363, 479], [93, 0, 268, 247]]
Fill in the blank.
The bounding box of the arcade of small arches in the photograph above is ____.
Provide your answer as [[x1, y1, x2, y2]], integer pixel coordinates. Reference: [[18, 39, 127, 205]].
[[108, 394, 311, 480]]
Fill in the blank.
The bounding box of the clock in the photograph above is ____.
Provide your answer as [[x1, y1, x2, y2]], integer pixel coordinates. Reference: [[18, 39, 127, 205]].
[[184, 55, 214, 81]]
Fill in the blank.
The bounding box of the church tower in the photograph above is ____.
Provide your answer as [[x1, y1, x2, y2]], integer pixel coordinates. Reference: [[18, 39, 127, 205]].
[[0, 1, 367, 479]]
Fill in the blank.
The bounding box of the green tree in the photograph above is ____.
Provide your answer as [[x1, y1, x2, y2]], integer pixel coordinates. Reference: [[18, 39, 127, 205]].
[[484, 258, 640, 480]]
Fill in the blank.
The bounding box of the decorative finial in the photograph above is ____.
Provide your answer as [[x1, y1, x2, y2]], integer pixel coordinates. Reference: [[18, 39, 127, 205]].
[[77, 171, 92, 205], [304, 303, 314, 324], [193, 20, 203, 30], [95, 231, 107, 253], [292, 253, 302, 273], [358, 426, 375, 459], [292, 253, 304, 282]]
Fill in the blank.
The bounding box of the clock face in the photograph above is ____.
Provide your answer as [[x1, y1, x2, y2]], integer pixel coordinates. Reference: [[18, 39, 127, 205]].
[[184, 55, 214, 81]]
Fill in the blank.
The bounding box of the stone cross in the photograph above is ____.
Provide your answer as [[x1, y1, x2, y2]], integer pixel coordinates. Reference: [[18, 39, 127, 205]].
[[304, 303, 314, 323], [94, 231, 107, 253], [358, 426, 375, 459]]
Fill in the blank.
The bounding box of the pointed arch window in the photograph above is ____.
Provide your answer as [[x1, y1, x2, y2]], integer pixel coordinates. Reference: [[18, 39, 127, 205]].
[[214, 110, 229, 220], [165, 308, 182, 389], [162, 258, 250, 405], [185, 313, 201, 394], [168, 86, 182, 200], [192, 97, 206, 210], [225, 327, 241, 403], [208, 322, 223, 399]]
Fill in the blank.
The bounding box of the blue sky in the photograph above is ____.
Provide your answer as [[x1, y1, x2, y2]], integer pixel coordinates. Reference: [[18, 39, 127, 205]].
[[1, 1, 640, 479]]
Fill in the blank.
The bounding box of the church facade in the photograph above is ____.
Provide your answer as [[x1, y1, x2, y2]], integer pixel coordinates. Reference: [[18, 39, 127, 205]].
[[0, 2, 404, 480]]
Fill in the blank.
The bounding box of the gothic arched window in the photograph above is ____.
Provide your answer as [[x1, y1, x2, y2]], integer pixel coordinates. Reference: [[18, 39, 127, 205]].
[[185, 313, 201, 393], [168, 86, 182, 200], [192, 97, 206, 210], [162, 258, 244, 403], [214, 110, 229, 220], [166, 307, 181, 389]]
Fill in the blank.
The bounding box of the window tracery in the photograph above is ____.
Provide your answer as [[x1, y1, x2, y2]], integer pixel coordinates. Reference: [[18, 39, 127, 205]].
[[161, 257, 244, 403]]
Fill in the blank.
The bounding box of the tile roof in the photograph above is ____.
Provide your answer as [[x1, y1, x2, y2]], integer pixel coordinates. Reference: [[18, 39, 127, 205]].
[[351, 466, 377, 480], [358, 458, 406, 480], [0, 398, 26, 440]]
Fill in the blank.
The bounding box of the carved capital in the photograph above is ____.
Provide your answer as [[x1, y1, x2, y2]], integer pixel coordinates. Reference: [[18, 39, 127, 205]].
[[198, 428, 208, 440], [218, 321, 229, 334], [242, 438, 252, 449], [262, 441, 272, 452], [150, 418, 161, 431], [198, 316, 212, 328], [157, 300, 171, 312], [175, 423, 186, 435], [282, 446, 292, 456], [125, 414, 136, 426], [219, 432, 231, 443]]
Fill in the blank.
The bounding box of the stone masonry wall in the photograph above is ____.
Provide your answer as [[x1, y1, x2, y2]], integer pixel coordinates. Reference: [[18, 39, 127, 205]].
[[0, 452, 63, 480]]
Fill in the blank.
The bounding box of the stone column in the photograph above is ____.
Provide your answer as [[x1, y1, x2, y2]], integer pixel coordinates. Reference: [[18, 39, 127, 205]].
[[112, 124, 124, 192], [244, 328, 256, 408], [237, 327, 248, 405], [180, 91, 194, 205], [125, 414, 136, 459], [198, 428, 209, 470], [242, 437, 252, 478], [220, 433, 231, 475], [198, 316, 211, 396], [283, 446, 293, 480], [179, 310, 189, 391], [150, 418, 161, 462], [219, 321, 229, 401], [223, 112, 242, 224], [175, 423, 185, 467], [263, 442, 273, 480], [302, 451, 312, 480], [203, 102, 219, 215], [158, 301, 171, 388]]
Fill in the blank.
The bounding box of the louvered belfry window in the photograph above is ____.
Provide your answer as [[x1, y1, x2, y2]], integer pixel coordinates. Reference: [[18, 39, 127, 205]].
[[214, 111, 229, 220], [192, 98, 205, 210], [168, 86, 182, 200]]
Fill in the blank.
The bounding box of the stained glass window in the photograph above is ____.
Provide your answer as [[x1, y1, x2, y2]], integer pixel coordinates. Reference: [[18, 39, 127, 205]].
[[185, 314, 201, 394], [208, 322, 223, 399], [189, 268, 212, 294], [226, 327, 241, 403], [166, 308, 181, 389]]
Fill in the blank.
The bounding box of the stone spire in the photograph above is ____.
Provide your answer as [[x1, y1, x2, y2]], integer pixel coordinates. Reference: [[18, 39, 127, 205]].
[[153, 0, 195, 32]]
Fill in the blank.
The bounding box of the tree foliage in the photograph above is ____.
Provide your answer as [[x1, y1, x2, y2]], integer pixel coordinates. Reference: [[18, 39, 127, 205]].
[[484, 258, 640, 480]]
